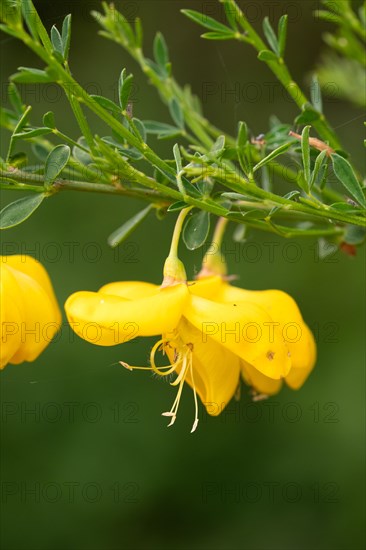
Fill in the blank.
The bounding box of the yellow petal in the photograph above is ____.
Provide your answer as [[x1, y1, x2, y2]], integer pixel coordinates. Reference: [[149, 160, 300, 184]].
[[2, 255, 61, 326], [165, 318, 241, 415], [1, 263, 60, 364], [188, 276, 223, 299], [191, 277, 316, 373], [65, 283, 189, 346], [0, 269, 23, 368], [285, 326, 317, 389], [99, 280, 158, 300], [184, 295, 291, 379], [241, 360, 283, 395]]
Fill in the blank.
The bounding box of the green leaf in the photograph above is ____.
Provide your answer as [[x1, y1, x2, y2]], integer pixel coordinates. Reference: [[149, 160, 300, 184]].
[[277, 15, 288, 57], [183, 210, 211, 250], [144, 121, 181, 139], [331, 153, 366, 208], [21, 0, 53, 52], [211, 135, 225, 155], [297, 171, 310, 194], [295, 104, 321, 124], [301, 125, 311, 184], [169, 98, 184, 129], [173, 143, 182, 172], [258, 49, 278, 62], [223, 1, 238, 30], [237, 121, 248, 147], [118, 69, 134, 111], [134, 17, 143, 48], [107, 205, 152, 247], [0, 194, 45, 229], [8, 83, 24, 115], [181, 9, 233, 33], [153, 32, 169, 68], [11, 67, 54, 84], [132, 118, 146, 142], [310, 149, 328, 189], [43, 111, 55, 128], [14, 127, 52, 139], [201, 31, 236, 40], [262, 17, 279, 55], [90, 95, 121, 115], [61, 14, 72, 59], [238, 209, 268, 220], [310, 74, 323, 113], [51, 25, 63, 55], [269, 191, 301, 216], [167, 201, 188, 212], [252, 141, 293, 172], [44, 145, 70, 185]]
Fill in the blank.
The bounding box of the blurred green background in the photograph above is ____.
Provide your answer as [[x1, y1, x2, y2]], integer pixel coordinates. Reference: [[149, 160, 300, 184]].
[[1, 1, 365, 549]]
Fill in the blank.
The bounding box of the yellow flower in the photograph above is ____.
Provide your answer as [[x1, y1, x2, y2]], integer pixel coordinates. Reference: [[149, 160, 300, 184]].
[[65, 272, 304, 430], [64, 210, 316, 431], [191, 275, 317, 395], [0, 255, 62, 369]]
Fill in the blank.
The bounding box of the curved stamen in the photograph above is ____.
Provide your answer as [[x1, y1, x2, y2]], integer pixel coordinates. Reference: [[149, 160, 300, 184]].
[[150, 338, 182, 377]]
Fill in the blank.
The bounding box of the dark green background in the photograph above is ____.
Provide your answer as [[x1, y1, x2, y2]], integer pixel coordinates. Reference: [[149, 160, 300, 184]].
[[1, 1, 365, 549]]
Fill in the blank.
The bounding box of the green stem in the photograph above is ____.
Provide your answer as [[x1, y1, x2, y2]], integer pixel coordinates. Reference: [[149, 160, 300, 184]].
[[222, 0, 341, 149]]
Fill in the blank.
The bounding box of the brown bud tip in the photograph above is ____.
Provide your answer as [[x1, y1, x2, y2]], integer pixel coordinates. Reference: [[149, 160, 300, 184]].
[[340, 242, 357, 257]]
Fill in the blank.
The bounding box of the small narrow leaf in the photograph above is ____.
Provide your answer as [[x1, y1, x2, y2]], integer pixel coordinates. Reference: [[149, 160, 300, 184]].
[[331, 153, 366, 208], [11, 67, 54, 84], [43, 111, 55, 128], [252, 142, 293, 172], [301, 125, 311, 184], [134, 18, 143, 48], [132, 118, 146, 141], [153, 32, 169, 68], [169, 99, 184, 129], [310, 74, 323, 113], [262, 17, 279, 55], [0, 194, 45, 229], [44, 145, 70, 185], [167, 201, 188, 212], [181, 9, 233, 33], [8, 83, 24, 115], [61, 14, 72, 59], [173, 143, 182, 172], [277, 15, 288, 57], [108, 205, 152, 247], [144, 120, 181, 138], [223, 1, 238, 30], [310, 149, 328, 189], [183, 210, 211, 250], [118, 69, 134, 111], [237, 121, 248, 147], [211, 135, 225, 155], [258, 49, 278, 62], [201, 31, 236, 40], [14, 127, 51, 139], [51, 25, 63, 55], [295, 104, 321, 124], [90, 95, 121, 115]]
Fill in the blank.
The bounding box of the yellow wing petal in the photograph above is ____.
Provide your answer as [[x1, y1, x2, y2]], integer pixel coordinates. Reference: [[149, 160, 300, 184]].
[[241, 360, 283, 395], [65, 283, 189, 346], [166, 318, 241, 416], [184, 295, 291, 379]]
